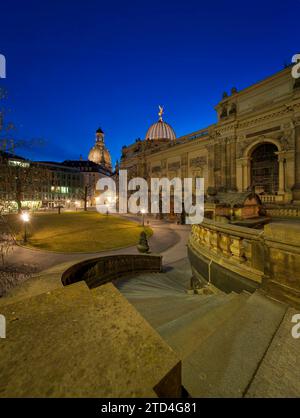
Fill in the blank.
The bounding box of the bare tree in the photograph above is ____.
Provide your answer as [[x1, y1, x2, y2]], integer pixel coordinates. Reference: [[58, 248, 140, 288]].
[[0, 155, 50, 213], [0, 87, 47, 213], [82, 184, 94, 211], [0, 201, 15, 265], [0, 87, 44, 154], [0, 88, 41, 294]]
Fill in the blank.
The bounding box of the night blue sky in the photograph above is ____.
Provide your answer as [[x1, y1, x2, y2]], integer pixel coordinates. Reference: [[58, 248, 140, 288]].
[[0, 0, 299, 166]]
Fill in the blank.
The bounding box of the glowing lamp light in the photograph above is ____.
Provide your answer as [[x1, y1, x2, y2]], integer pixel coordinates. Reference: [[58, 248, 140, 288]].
[[21, 212, 30, 223], [20, 212, 30, 243]]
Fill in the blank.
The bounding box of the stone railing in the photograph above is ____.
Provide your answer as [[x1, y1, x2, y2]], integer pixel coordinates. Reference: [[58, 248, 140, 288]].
[[188, 218, 300, 307], [62, 254, 162, 289], [189, 219, 264, 277], [265, 206, 300, 218], [260, 194, 284, 203]]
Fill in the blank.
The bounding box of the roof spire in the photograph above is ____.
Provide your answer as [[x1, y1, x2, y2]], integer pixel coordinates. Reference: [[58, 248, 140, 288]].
[[158, 105, 164, 121]]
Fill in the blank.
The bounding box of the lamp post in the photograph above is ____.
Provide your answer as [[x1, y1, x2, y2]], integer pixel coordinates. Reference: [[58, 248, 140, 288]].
[[141, 208, 146, 227], [20, 212, 30, 243]]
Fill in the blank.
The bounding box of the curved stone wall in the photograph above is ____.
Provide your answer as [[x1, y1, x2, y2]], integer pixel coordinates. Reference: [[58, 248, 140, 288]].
[[61, 254, 162, 289], [188, 219, 300, 307]]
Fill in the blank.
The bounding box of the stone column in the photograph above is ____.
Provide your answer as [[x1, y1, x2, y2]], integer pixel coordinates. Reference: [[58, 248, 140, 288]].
[[220, 141, 227, 190], [230, 139, 237, 190], [236, 158, 244, 192], [238, 157, 250, 191], [246, 157, 251, 191], [242, 161, 247, 191], [276, 152, 286, 194], [180, 153, 188, 179], [284, 150, 295, 191], [226, 139, 231, 190], [292, 122, 300, 202], [206, 143, 215, 189]]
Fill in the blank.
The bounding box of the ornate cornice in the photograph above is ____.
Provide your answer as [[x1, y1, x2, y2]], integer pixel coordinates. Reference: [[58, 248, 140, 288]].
[[237, 103, 299, 130]]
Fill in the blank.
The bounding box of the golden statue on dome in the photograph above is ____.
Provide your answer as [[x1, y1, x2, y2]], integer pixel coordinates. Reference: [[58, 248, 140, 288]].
[[158, 105, 164, 121]]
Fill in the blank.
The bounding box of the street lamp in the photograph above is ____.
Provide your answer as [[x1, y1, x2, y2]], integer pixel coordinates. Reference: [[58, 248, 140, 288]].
[[20, 212, 30, 243], [141, 208, 146, 227]]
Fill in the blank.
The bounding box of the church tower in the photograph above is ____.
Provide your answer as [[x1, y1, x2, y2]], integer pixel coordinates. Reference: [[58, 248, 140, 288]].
[[88, 127, 112, 172], [95, 127, 104, 143]]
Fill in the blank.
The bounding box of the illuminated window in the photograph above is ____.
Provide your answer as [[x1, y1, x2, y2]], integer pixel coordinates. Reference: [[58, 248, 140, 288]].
[[8, 160, 30, 168]]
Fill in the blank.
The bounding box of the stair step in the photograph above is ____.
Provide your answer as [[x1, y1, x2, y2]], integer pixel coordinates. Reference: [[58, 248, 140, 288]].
[[182, 291, 287, 398], [127, 295, 221, 328], [160, 269, 191, 280], [245, 307, 300, 398], [158, 292, 249, 359], [115, 272, 189, 297]]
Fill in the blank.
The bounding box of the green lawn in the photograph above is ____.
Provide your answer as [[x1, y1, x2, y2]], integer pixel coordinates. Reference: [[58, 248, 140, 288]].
[[6, 212, 152, 253]]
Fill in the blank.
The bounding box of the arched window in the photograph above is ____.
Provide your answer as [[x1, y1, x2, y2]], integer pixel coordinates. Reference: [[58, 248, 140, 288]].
[[251, 143, 278, 194]]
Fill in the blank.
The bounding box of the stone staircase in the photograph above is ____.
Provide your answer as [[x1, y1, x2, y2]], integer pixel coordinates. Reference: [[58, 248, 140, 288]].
[[0, 282, 181, 397], [116, 260, 300, 398]]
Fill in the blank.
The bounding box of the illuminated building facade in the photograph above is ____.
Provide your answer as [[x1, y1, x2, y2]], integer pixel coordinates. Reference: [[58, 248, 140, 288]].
[[120, 67, 300, 219]]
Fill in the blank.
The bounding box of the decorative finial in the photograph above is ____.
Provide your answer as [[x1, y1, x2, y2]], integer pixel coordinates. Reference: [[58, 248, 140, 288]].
[[158, 105, 164, 121]]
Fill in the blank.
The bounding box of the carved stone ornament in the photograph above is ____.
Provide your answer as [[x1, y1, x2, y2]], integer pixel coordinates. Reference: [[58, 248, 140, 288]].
[[189, 156, 207, 168], [168, 161, 181, 171]]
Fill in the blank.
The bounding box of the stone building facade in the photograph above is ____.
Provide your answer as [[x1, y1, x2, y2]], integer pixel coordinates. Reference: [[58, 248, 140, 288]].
[[120, 67, 300, 210], [63, 159, 112, 207], [0, 152, 83, 211]]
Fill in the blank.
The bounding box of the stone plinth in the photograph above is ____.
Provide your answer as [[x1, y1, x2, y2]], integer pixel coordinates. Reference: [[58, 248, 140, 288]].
[[264, 222, 300, 307], [0, 282, 181, 397]]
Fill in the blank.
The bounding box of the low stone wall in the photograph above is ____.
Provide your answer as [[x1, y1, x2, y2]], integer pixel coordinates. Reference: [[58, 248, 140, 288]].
[[61, 254, 162, 289], [188, 219, 300, 307]]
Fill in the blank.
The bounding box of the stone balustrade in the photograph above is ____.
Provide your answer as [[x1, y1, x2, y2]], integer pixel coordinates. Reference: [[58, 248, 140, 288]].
[[188, 218, 300, 307], [260, 194, 284, 204], [190, 219, 264, 272], [265, 206, 300, 218]]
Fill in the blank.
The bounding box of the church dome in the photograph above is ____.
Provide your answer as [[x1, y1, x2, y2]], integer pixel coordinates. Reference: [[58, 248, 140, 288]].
[[103, 148, 112, 166], [88, 146, 100, 163], [145, 120, 176, 141], [88, 144, 112, 168], [88, 128, 112, 171], [145, 106, 176, 141]]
